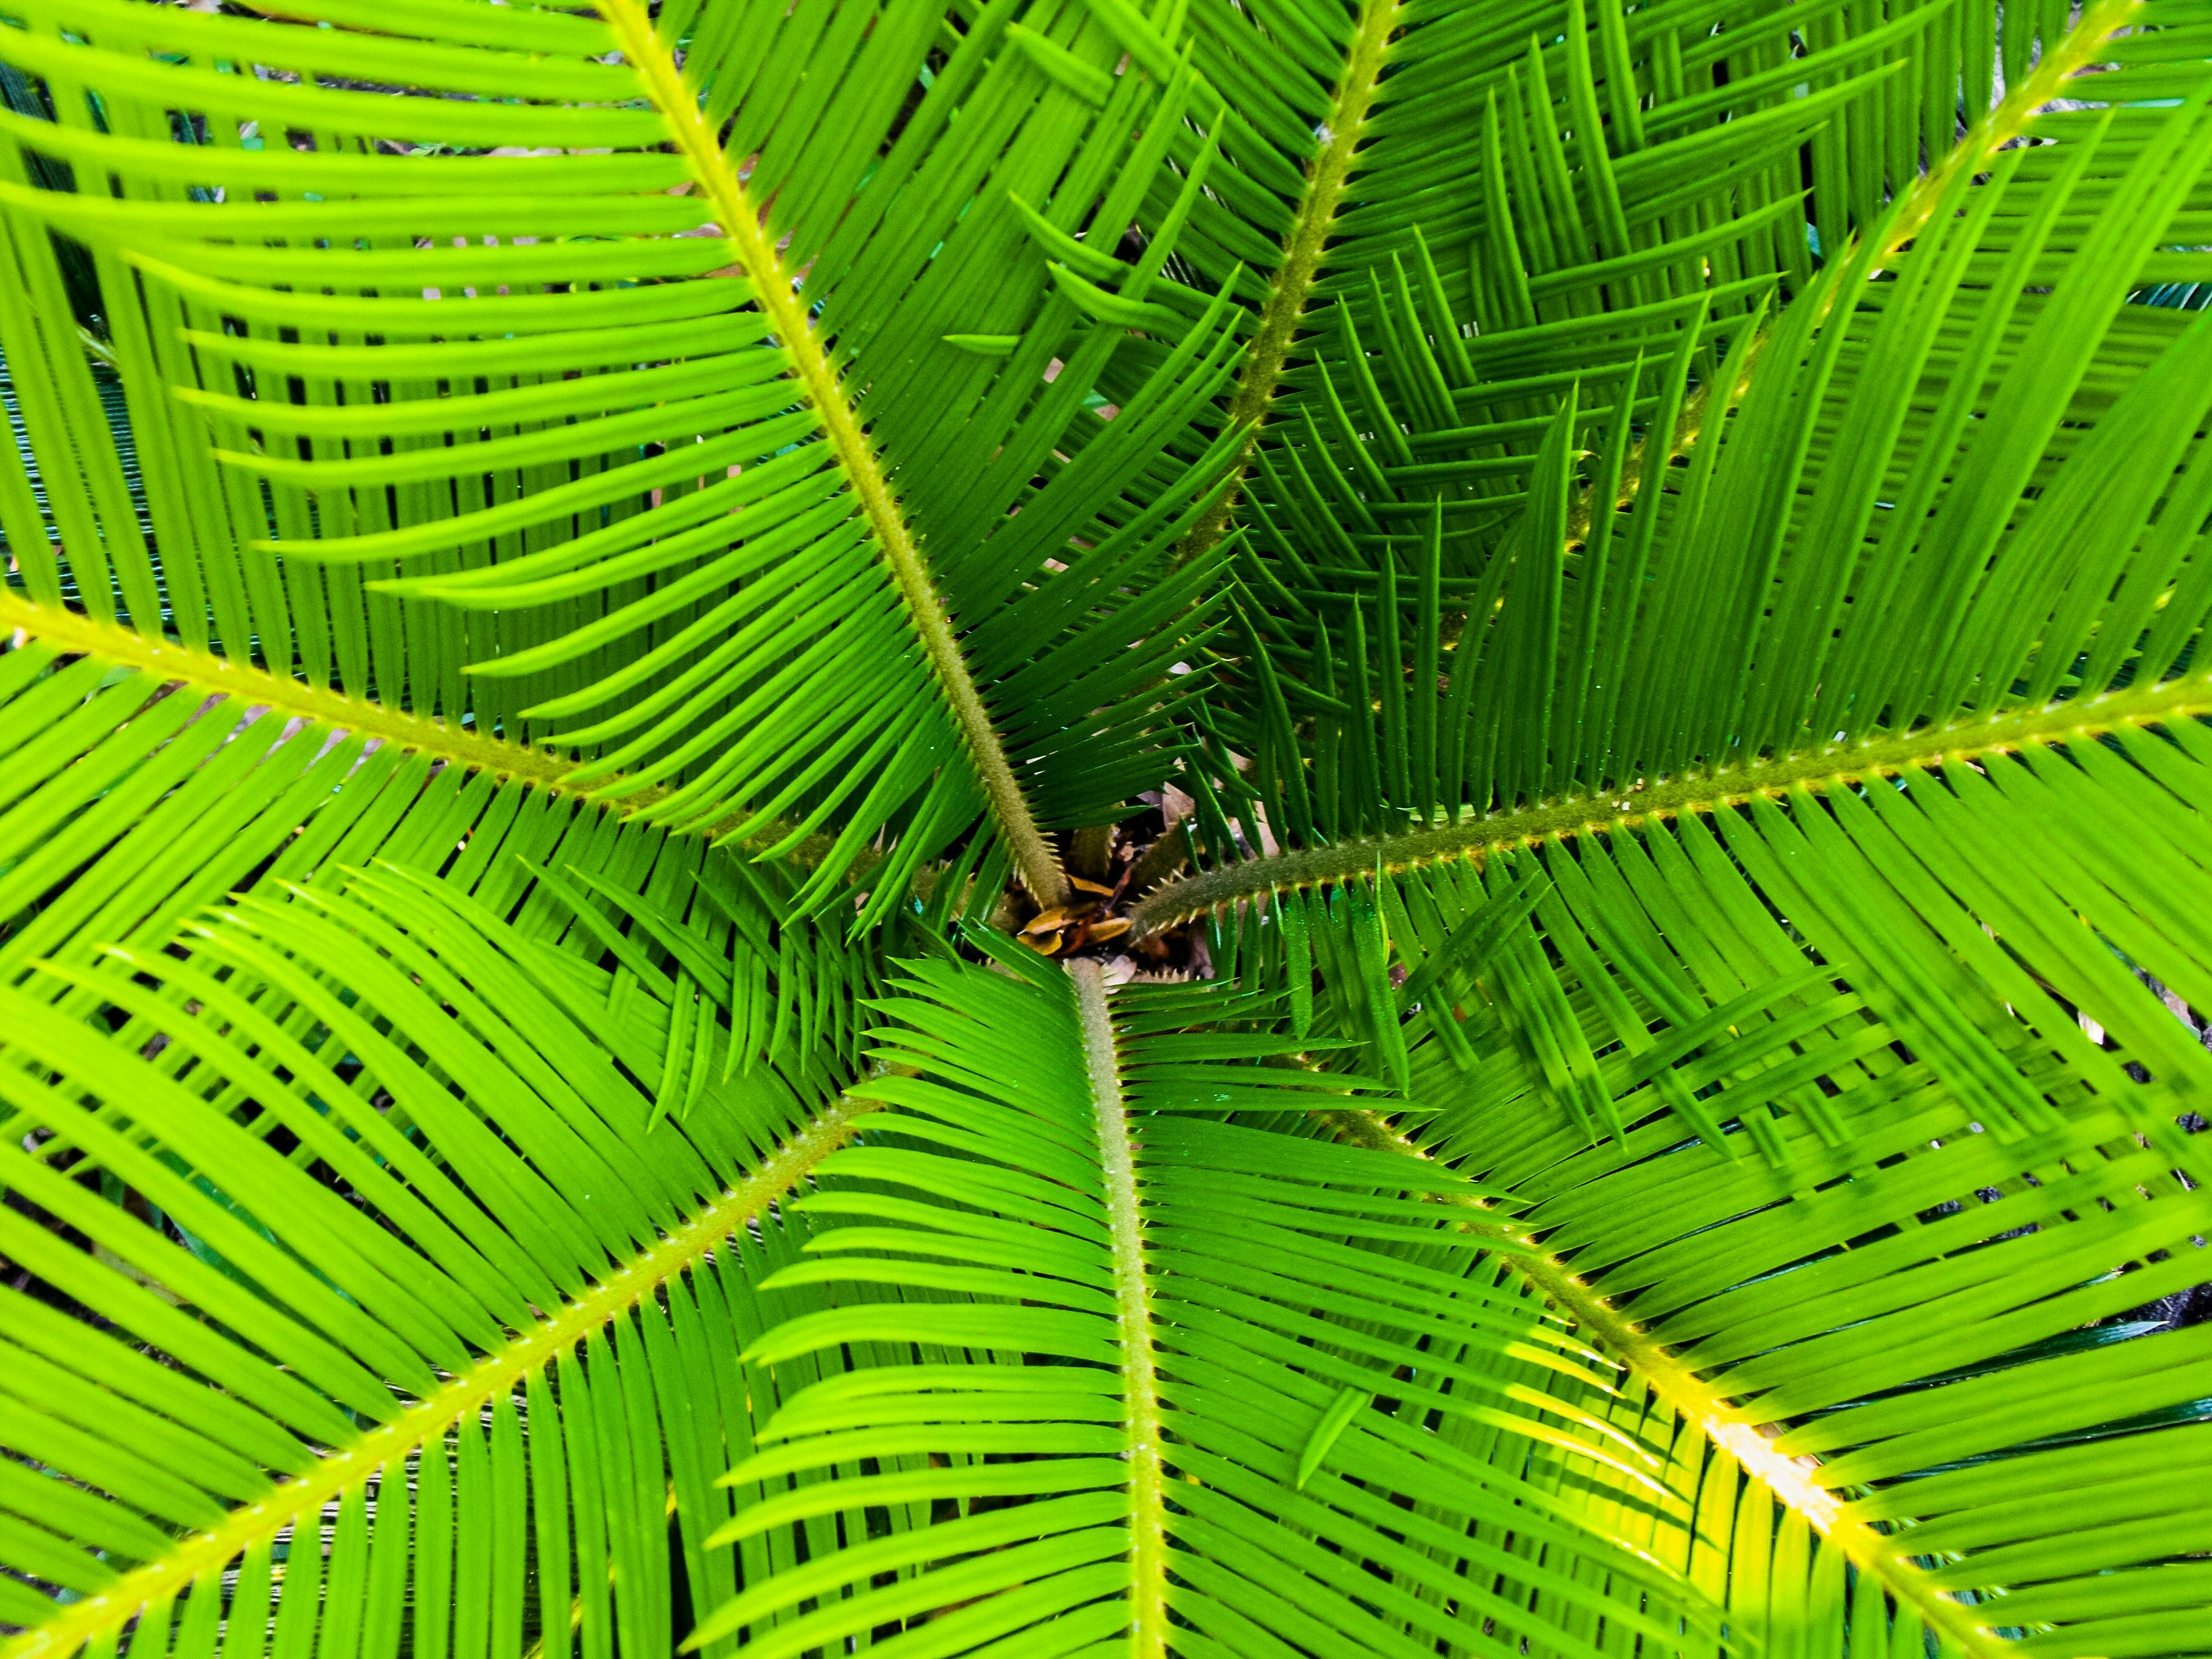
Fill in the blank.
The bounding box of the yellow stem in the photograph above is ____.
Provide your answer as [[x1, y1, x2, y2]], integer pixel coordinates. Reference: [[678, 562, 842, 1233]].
[[1, 591, 581, 796], [1313, 1108, 2006, 1659], [1131, 665, 2212, 934], [1065, 958, 1167, 1653], [0, 593, 850, 864], [594, 0, 1067, 907], [1177, 0, 1405, 565], [0, 1099, 877, 1659]]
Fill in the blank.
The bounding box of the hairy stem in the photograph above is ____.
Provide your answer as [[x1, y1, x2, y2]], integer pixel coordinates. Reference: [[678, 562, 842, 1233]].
[[1132, 666, 2212, 933], [1066, 957, 1168, 1652], [0, 1099, 878, 1659], [1313, 1107, 2007, 1659], [1177, 0, 1405, 565], [596, 0, 1068, 906]]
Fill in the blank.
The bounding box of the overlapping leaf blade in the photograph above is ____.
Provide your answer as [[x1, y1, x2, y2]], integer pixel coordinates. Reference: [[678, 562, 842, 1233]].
[[10, 1, 2212, 1655]]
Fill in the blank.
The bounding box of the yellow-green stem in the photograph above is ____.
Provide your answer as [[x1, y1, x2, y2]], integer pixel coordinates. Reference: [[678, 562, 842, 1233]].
[[1313, 1108, 2006, 1659], [1, 591, 582, 796], [595, 0, 1067, 906], [1178, 0, 1405, 564], [1065, 957, 1168, 1652], [1570, 0, 2140, 547], [0, 1099, 877, 1659], [1132, 666, 2212, 934], [0, 594, 854, 865]]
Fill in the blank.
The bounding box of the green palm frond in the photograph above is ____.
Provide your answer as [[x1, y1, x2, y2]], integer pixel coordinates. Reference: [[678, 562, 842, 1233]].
[[702, 945, 1715, 1657], [0, 600, 623, 980], [1322, 782, 2212, 1655], [0, 0, 1244, 908], [0, 853, 902, 1659], [1102, 10, 2212, 1645], [1143, 1, 2212, 922], [1084, 0, 2103, 567], [0, 596, 933, 1012], [1202, 793, 2212, 1654]]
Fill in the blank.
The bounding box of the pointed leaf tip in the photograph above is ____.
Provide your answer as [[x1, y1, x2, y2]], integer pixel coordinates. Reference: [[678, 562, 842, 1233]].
[[1296, 1385, 1375, 1489]]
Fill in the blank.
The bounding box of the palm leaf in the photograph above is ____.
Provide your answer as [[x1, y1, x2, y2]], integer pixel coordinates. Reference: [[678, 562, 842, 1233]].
[[1326, 788, 2212, 1657], [1076, 0, 2093, 570], [1107, 13, 2212, 1645], [1165, 791, 2212, 1654], [0, 847, 913, 1659], [1143, 0, 2212, 931], [700, 942, 1717, 1657], [0, 0, 1242, 910]]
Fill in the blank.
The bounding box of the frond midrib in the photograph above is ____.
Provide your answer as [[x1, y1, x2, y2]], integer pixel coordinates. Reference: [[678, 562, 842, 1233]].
[[1066, 958, 1168, 1651], [0, 592, 844, 862], [1567, 0, 2140, 548], [0, 1100, 877, 1659], [1177, 0, 1405, 564], [594, 0, 1069, 906], [1131, 666, 2212, 933], [1315, 1108, 2008, 1659], [1, 590, 586, 795]]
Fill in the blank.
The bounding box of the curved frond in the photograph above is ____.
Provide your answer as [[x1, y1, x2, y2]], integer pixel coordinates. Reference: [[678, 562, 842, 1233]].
[[1323, 778, 2212, 1652], [0, 598, 957, 998], [0, 857, 893, 1659], [0, 0, 1239, 907], [705, 943, 1719, 1656], [8, 2, 2212, 1654], [1211, 781, 2212, 1652], [1147, 0, 2212, 925], [1080, 0, 2093, 563]]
